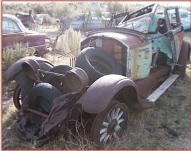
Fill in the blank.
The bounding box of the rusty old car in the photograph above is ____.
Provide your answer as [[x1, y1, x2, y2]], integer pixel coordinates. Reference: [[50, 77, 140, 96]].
[[2, 14, 48, 56], [35, 14, 60, 25], [5, 4, 190, 147]]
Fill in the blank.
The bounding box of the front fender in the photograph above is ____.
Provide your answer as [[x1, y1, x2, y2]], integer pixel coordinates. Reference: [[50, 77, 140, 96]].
[[5, 56, 53, 81], [5, 56, 54, 99], [78, 74, 139, 114]]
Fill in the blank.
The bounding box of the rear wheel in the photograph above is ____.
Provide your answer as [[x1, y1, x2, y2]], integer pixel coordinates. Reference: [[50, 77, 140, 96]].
[[90, 101, 128, 147]]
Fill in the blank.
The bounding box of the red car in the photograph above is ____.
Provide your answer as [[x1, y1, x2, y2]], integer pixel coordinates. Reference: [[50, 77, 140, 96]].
[[2, 14, 48, 56]]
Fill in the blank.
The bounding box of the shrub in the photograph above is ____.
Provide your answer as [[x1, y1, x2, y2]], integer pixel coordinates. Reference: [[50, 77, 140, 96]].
[[2, 43, 35, 98], [2, 43, 35, 71], [55, 27, 81, 57], [107, 2, 124, 16], [33, 5, 45, 14]]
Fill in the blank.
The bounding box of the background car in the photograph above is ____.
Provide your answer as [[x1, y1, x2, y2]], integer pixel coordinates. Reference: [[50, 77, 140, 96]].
[[169, 9, 191, 30], [2, 14, 48, 56], [69, 13, 109, 31], [179, 9, 191, 30], [35, 14, 60, 25], [15, 11, 35, 29]]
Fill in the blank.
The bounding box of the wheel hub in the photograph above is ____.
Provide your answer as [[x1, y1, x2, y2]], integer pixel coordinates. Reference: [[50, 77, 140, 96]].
[[99, 107, 125, 144], [107, 119, 117, 134]]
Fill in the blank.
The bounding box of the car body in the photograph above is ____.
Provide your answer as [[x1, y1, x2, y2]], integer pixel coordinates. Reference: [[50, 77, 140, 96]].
[[5, 4, 190, 147], [15, 12, 35, 28], [2, 14, 48, 56], [79, 3, 190, 110], [35, 14, 60, 25]]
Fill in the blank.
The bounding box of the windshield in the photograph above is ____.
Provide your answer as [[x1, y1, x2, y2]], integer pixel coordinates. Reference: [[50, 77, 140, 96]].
[[117, 15, 152, 33], [117, 4, 155, 33]]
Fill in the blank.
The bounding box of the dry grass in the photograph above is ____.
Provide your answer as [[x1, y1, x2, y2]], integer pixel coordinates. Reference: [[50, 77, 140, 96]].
[[55, 27, 81, 56], [43, 51, 76, 67], [109, 66, 190, 149], [43, 27, 81, 67], [2, 44, 35, 100], [3, 43, 35, 71]]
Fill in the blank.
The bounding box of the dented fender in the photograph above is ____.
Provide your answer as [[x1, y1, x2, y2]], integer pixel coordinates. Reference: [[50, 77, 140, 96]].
[[78, 74, 139, 114], [5, 56, 54, 99], [5, 56, 53, 81]]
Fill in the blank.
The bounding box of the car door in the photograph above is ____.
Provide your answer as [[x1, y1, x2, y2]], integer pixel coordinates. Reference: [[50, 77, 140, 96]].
[[165, 7, 184, 66], [2, 17, 26, 49]]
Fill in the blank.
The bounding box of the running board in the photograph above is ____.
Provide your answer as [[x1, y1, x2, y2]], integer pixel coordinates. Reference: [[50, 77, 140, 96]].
[[147, 74, 179, 103]]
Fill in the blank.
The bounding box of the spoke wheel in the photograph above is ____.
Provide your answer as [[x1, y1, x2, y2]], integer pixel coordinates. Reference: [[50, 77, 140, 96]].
[[90, 101, 128, 147]]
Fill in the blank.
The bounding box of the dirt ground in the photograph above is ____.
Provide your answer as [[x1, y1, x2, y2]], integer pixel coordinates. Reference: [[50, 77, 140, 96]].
[[2, 32, 191, 149]]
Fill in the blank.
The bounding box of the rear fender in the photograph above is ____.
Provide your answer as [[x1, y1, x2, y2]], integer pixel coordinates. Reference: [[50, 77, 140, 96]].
[[78, 74, 140, 114]]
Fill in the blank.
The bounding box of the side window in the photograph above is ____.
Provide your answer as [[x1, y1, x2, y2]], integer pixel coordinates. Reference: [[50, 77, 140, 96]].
[[3, 18, 21, 34], [3, 18, 9, 34], [180, 12, 188, 18], [166, 9, 180, 29]]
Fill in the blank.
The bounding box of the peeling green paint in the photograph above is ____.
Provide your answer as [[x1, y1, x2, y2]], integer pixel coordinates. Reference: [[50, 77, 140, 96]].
[[131, 44, 153, 79], [151, 34, 172, 59]]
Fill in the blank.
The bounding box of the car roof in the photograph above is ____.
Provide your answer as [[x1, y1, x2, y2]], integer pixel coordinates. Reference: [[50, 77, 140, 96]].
[[3, 14, 21, 22], [16, 12, 30, 15]]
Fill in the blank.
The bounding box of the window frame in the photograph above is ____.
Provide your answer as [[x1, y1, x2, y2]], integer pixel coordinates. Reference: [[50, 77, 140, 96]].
[[3, 17, 22, 34]]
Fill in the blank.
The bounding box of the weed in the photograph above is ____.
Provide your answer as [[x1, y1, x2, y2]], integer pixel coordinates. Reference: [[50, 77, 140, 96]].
[[55, 27, 81, 57], [2, 43, 34, 72]]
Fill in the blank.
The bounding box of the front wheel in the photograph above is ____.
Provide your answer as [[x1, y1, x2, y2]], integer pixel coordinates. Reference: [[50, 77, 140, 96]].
[[90, 101, 128, 147]]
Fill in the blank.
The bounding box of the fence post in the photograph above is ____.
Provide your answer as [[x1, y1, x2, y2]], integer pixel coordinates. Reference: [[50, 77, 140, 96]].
[[70, 57, 76, 67]]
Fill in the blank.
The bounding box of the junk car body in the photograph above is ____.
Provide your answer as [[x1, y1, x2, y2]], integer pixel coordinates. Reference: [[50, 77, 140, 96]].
[[2, 14, 48, 56], [15, 12, 35, 28], [5, 4, 190, 147], [79, 4, 190, 106], [35, 14, 60, 25]]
